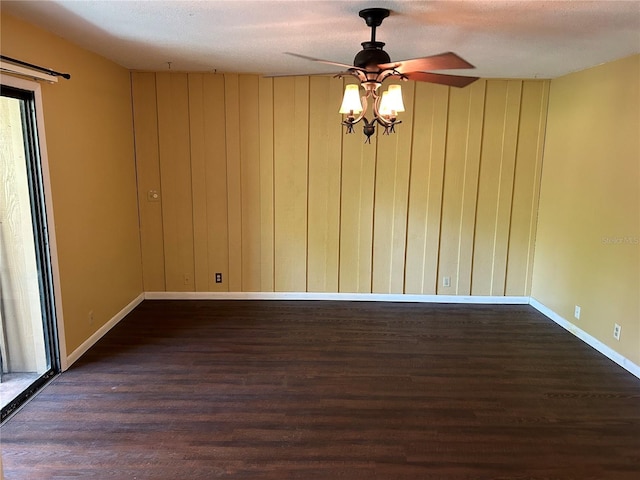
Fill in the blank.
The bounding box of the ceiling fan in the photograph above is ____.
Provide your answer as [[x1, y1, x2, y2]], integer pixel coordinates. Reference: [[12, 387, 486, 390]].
[[282, 7, 479, 141]]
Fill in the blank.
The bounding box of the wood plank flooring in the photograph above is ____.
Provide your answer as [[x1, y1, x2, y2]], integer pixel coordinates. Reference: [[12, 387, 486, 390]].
[[1, 300, 639, 479]]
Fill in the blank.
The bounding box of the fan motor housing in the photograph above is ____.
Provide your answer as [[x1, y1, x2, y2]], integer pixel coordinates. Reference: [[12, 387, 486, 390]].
[[354, 41, 391, 70]]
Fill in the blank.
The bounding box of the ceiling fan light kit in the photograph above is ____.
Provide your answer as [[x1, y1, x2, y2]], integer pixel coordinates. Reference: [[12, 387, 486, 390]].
[[287, 7, 479, 142]]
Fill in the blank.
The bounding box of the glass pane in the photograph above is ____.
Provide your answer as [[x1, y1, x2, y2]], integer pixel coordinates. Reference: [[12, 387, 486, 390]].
[[0, 94, 51, 412]]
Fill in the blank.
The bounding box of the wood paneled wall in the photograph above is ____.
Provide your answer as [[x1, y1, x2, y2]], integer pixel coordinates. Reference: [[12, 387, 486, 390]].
[[131, 73, 549, 296]]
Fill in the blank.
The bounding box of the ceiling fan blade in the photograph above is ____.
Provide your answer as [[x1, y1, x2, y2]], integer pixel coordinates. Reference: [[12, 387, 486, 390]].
[[263, 71, 351, 78], [404, 71, 479, 88], [284, 52, 363, 71], [378, 52, 475, 73]]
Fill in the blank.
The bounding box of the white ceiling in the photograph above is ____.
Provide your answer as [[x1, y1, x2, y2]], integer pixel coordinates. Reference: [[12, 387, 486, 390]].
[[3, 0, 640, 79]]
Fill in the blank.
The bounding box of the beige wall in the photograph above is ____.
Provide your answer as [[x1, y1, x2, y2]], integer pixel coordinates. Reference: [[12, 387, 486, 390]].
[[532, 55, 640, 365], [0, 13, 143, 355], [132, 73, 549, 297]]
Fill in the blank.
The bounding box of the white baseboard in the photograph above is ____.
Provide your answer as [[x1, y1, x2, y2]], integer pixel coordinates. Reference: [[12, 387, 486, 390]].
[[62, 292, 638, 381], [529, 297, 640, 380], [144, 291, 530, 304], [65, 293, 144, 370]]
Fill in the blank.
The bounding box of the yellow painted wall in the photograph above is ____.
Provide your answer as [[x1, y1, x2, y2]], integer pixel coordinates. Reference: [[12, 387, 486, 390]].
[[532, 55, 640, 365], [132, 73, 549, 296], [0, 13, 143, 354]]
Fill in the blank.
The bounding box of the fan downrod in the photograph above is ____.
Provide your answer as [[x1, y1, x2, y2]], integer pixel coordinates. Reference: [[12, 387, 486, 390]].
[[354, 8, 391, 69], [359, 8, 389, 42]]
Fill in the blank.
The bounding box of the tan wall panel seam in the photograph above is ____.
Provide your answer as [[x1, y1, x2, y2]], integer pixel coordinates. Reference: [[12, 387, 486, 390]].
[[503, 81, 526, 295]]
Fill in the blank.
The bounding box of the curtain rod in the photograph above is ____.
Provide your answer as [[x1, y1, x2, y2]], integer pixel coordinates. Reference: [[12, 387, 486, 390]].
[[0, 55, 71, 80]]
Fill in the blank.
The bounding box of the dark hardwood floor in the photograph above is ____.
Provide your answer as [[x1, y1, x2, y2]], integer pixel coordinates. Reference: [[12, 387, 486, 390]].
[[2, 300, 639, 479]]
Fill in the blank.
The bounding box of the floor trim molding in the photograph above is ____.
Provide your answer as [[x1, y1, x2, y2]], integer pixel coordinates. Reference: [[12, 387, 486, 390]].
[[529, 297, 640, 380], [65, 293, 145, 370], [144, 291, 530, 304], [63, 292, 639, 381]]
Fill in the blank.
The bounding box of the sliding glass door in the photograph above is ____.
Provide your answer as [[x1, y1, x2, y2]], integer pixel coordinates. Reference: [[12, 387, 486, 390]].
[[1, 84, 59, 421]]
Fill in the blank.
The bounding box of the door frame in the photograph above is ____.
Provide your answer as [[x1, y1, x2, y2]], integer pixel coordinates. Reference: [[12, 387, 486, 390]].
[[1, 74, 67, 370]]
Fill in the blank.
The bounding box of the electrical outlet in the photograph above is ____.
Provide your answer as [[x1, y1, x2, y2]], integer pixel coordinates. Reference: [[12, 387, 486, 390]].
[[613, 323, 621, 341], [443, 276, 451, 287], [183, 273, 191, 285], [215, 272, 223, 283], [574, 305, 581, 320], [88, 310, 94, 325]]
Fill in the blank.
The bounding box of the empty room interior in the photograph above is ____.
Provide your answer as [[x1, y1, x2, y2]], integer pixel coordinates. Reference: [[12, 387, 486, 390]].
[[0, 1, 639, 478]]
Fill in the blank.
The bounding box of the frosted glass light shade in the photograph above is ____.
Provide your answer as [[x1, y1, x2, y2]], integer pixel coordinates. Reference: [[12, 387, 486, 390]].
[[339, 84, 363, 114], [379, 84, 405, 116], [378, 91, 392, 116]]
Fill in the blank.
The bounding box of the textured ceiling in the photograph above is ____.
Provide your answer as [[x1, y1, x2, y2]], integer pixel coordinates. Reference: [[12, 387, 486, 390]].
[[2, 0, 640, 79]]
